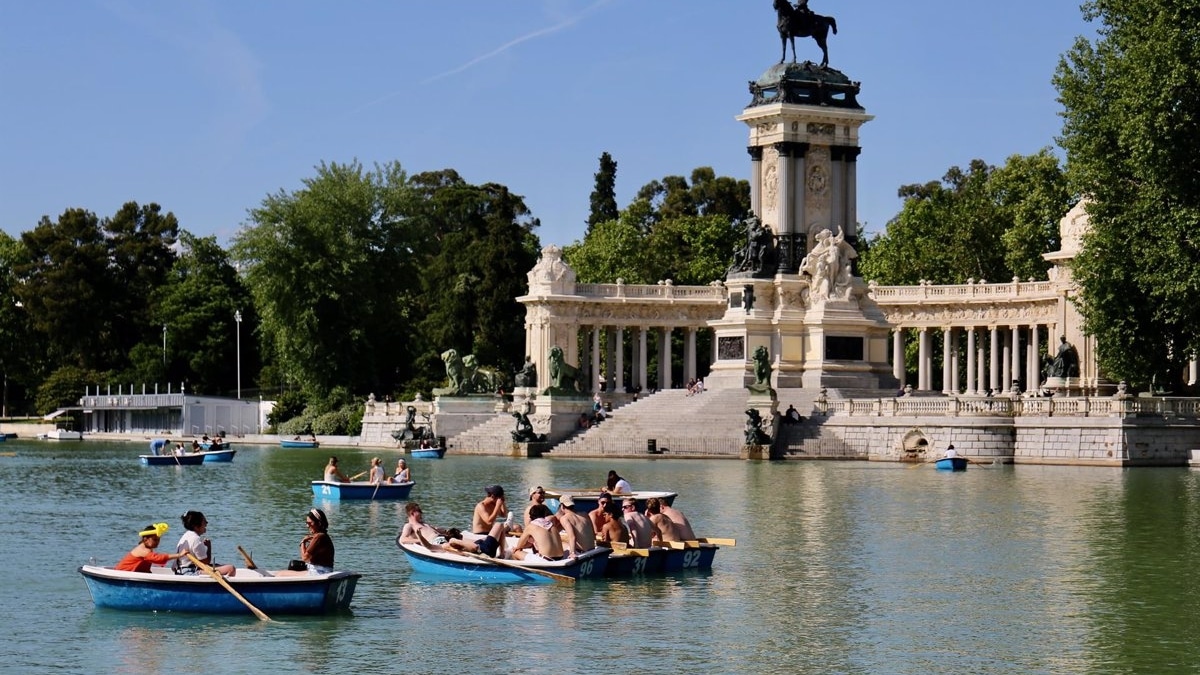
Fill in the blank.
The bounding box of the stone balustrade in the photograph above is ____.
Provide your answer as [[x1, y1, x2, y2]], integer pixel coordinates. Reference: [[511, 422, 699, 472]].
[[820, 396, 1200, 419]]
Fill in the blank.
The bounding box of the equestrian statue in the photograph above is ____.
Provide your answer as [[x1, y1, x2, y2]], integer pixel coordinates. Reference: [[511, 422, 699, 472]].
[[774, 0, 838, 67]]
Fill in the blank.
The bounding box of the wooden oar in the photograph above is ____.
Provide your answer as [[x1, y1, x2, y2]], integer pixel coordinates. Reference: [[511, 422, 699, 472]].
[[697, 537, 736, 547], [185, 552, 271, 621], [236, 545, 272, 577], [347, 470, 368, 482], [454, 549, 576, 584]]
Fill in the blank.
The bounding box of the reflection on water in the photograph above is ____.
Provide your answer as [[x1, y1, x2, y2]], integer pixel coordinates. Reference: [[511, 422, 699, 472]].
[[3, 441, 1200, 673]]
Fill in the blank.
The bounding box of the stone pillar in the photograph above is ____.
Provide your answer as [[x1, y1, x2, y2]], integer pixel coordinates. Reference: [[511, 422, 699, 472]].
[[638, 328, 649, 392], [775, 142, 796, 274], [659, 327, 673, 390], [605, 329, 617, 393], [976, 335, 986, 396], [684, 328, 697, 383], [748, 146, 763, 218], [1010, 326, 1021, 392], [1001, 329, 1012, 392], [591, 328, 602, 393], [918, 328, 930, 391], [615, 327, 626, 392], [989, 326, 1001, 394], [942, 327, 953, 395], [966, 328, 976, 396], [1029, 325, 1041, 391], [1190, 358, 1198, 387], [892, 329, 905, 385]]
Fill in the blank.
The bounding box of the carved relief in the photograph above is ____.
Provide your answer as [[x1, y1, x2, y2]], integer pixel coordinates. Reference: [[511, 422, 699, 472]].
[[1058, 200, 1090, 254], [762, 146, 779, 216], [718, 336, 746, 360], [805, 145, 831, 222], [806, 122, 835, 136]]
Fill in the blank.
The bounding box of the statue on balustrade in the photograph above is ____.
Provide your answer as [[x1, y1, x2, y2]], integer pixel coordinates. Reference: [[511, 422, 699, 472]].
[[391, 406, 433, 442], [728, 215, 779, 279], [744, 408, 773, 446], [1049, 336, 1079, 378], [511, 411, 547, 443], [514, 356, 538, 388]]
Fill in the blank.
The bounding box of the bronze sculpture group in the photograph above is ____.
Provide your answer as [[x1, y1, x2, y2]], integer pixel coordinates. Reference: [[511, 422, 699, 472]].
[[774, 0, 837, 67]]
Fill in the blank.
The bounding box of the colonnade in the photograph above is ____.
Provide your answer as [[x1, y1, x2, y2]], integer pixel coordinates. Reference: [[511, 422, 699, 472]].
[[891, 324, 1063, 395], [576, 325, 706, 393]]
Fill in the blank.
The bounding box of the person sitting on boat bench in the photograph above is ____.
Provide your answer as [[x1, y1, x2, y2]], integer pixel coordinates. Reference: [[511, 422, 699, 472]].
[[511, 504, 566, 562], [175, 510, 235, 577], [401, 502, 507, 558], [594, 502, 629, 548], [554, 495, 596, 555], [943, 444, 958, 459], [644, 497, 682, 542], [279, 508, 335, 576], [622, 498, 660, 548], [524, 486, 548, 528], [323, 456, 349, 482], [472, 485, 508, 535]]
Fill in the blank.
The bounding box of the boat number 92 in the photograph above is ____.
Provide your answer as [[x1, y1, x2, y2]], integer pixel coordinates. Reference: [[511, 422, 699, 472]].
[[682, 550, 701, 568]]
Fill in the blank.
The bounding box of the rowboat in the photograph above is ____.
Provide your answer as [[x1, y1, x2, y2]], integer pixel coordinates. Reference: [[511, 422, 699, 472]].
[[280, 439, 319, 448], [78, 565, 359, 615], [197, 448, 236, 463], [935, 456, 968, 471], [311, 480, 415, 500], [199, 441, 231, 451], [397, 538, 611, 582], [607, 541, 721, 576], [543, 490, 678, 514], [40, 428, 83, 440], [410, 446, 446, 459], [140, 453, 205, 466]]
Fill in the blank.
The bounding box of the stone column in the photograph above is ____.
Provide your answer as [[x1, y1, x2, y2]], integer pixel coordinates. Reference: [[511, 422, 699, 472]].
[[892, 329, 905, 385], [918, 328, 930, 391], [615, 327, 626, 392], [748, 146, 763, 218], [591, 328, 602, 393], [775, 142, 801, 274], [966, 328, 976, 395], [1029, 325, 1041, 391], [659, 328, 673, 390], [942, 327, 953, 394], [1010, 326, 1021, 392], [684, 328, 697, 383], [843, 147, 862, 252], [605, 329, 617, 393], [1190, 358, 1198, 387], [638, 328, 649, 392], [976, 336, 986, 395], [989, 326, 1001, 394]]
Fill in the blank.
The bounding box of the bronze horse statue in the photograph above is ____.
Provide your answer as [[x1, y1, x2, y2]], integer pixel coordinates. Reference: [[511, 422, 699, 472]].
[[774, 0, 837, 67]]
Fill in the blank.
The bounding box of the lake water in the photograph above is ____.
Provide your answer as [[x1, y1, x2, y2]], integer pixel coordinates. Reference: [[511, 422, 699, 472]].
[[3, 439, 1200, 674]]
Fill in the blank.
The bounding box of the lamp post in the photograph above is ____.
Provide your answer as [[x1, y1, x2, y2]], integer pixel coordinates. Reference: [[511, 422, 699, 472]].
[[234, 310, 242, 399], [162, 324, 167, 365]]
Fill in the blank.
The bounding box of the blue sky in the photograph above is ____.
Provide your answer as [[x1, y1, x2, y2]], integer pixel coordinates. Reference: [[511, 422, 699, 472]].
[[0, 1, 1093, 248]]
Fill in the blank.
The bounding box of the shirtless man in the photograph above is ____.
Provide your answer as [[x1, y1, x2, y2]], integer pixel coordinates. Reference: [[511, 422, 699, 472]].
[[660, 501, 696, 540], [595, 504, 629, 548], [398, 502, 448, 547], [622, 498, 660, 548], [400, 502, 508, 558], [524, 486, 547, 527], [644, 497, 683, 542], [472, 485, 508, 534], [589, 493, 614, 533], [511, 504, 564, 561], [554, 495, 596, 555]]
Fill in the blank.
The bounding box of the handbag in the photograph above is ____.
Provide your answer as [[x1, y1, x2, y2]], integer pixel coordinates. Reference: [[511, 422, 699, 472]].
[[287, 559, 307, 572]]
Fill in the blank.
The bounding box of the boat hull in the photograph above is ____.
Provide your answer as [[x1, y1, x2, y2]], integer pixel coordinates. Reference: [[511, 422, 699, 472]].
[[79, 566, 359, 615], [935, 457, 968, 471], [311, 480, 414, 500], [397, 540, 611, 582], [280, 440, 319, 448], [198, 449, 236, 463], [543, 490, 677, 515], [140, 454, 205, 466], [607, 543, 719, 576], [199, 441, 231, 451], [409, 447, 446, 459]]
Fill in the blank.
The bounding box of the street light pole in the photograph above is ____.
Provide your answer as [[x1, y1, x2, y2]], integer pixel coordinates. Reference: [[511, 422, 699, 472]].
[[162, 324, 167, 365], [234, 310, 242, 400]]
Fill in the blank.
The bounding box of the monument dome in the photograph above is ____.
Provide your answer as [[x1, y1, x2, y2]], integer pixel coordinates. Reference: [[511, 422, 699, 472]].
[[748, 62, 861, 109]]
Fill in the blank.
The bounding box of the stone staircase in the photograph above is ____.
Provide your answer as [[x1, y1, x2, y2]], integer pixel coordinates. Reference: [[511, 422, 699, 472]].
[[446, 412, 519, 455], [548, 388, 752, 458]]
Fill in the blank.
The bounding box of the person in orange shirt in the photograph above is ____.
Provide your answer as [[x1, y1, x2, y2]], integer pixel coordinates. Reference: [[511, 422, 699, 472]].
[[115, 523, 187, 573]]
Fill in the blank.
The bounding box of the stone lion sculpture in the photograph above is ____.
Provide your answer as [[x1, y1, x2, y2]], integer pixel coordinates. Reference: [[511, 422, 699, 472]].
[[441, 349, 465, 393], [543, 345, 582, 395]]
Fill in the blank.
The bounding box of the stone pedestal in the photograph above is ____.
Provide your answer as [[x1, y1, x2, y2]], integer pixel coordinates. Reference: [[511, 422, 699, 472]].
[[530, 394, 592, 445], [1044, 377, 1084, 397], [432, 396, 499, 438]]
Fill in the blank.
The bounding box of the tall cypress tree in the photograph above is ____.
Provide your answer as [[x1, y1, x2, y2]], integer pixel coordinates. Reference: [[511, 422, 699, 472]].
[[587, 152, 619, 234]]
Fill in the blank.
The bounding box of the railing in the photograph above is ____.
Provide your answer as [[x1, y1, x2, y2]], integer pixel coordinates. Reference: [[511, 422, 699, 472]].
[[574, 283, 726, 301], [81, 393, 185, 408], [820, 396, 1200, 419], [868, 280, 1059, 303]]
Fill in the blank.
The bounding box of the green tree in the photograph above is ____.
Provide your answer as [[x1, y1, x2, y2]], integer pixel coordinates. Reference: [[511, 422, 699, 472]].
[[231, 160, 419, 399], [0, 233, 34, 414], [105, 202, 179, 371], [587, 152, 619, 235], [1055, 0, 1200, 387], [859, 154, 1069, 285]]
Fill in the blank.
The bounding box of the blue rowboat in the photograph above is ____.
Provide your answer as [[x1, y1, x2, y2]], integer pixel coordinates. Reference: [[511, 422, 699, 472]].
[[280, 439, 319, 448], [140, 453, 205, 466], [660, 542, 719, 572], [606, 547, 668, 576], [78, 565, 359, 615], [197, 448, 236, 463], [410, 447, 446, 459], [543, 490, 677, 515], [199, 441, 231, 450], [935, 457, 968, 471], [397, 539, 611, 583], [311, 480, 415, 500]]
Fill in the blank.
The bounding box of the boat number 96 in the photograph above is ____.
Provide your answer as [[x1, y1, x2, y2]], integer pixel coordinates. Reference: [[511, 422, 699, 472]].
[[682, 550, 701, 568], [578, 560, 593, 577]]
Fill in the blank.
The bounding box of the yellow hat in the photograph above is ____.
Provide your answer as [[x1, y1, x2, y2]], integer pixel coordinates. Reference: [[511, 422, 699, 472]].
[[139, 522, 170, 538]]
